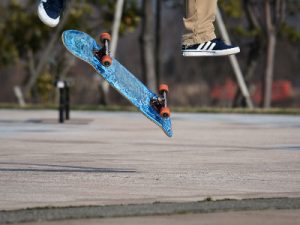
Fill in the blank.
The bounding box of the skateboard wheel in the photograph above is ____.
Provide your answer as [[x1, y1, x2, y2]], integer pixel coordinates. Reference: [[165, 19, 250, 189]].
[[101, 55, 112, 67], [160, 107, 171, 118], [100, 32, 111, 44], [159, 84, 169, 93]]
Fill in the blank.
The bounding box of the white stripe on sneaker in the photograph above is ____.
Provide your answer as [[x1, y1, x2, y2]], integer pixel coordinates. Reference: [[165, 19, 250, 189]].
[[208, 43, 216, 51], [205, 42, 213, 50], [202, 42, 211, 50], [197, 43, 205, 50]]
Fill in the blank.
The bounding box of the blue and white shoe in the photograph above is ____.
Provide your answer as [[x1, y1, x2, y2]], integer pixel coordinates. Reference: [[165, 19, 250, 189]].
[[182, 38, 240, 57], [37, 0, 65, 27]]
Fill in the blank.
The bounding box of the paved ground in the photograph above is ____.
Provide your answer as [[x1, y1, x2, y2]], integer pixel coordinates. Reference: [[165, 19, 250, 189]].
[[0, 109, 300, 224]]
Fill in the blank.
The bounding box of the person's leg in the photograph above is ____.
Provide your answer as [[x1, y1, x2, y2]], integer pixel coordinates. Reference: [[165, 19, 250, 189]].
[[38, 0, 65, 27], [182, 0, 240, 56], [182, 0, 217, 45]]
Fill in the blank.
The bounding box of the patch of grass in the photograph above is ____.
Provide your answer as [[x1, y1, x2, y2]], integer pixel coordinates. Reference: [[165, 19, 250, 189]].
[[0, 103, 137, 112], [173, 106, 300, 115], [0, 103, 300, 115]]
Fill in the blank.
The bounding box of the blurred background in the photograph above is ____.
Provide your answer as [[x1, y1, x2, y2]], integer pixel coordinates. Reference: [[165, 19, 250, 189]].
[[0, 0, 299, 109]]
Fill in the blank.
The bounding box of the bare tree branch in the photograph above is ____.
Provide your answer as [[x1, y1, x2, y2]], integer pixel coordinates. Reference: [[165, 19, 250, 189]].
[[24, 0, 75, 97]]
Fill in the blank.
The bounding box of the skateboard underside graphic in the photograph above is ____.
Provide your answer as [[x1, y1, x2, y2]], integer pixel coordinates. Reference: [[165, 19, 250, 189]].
[[62, 30, 172, 137]]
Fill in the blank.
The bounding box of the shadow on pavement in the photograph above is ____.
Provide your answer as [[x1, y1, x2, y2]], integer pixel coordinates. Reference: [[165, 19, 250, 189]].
[[0, 162, 136, 173]]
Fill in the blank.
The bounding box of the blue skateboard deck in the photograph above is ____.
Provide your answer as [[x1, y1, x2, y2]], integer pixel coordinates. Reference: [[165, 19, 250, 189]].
[[62, 30, 172, 137]]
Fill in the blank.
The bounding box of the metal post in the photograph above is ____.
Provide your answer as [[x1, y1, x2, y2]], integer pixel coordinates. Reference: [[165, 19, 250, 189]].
[[98, 0, 124, 101], [13, 86, 26, 107], [111, 0, 124, 58], [57, 81, 65, 123], [65, 81, 70, 120], [216, 7, 254, 109]]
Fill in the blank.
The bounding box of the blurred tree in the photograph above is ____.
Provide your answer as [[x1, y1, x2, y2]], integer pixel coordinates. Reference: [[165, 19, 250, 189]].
[[0, 0, 140, 104], [0, 0, 91, 102], [140, 0, 156, 91], [140, 0, 182, 90], [155, 0, 162, 87], [263, 0, 285, 108], [220, 0, 300, 108]]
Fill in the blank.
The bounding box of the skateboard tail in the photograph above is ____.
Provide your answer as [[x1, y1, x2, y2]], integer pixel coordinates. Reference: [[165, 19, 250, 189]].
[[160, 119, 173, 137]]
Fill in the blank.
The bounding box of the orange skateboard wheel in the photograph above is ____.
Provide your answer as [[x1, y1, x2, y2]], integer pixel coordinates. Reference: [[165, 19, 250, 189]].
[[160, 107, 171, 118], [101, 55, 112, 67], [159, 84, 169, 93], [100, 32, 111, 44]]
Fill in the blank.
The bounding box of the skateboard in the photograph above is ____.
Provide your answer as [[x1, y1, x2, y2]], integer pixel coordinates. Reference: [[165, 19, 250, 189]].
[[62, 30, 173, 137]]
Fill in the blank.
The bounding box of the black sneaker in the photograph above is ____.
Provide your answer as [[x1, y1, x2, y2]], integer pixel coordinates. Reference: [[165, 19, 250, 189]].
[[37, 0, 65, 27], [182, 38, 240, 57]]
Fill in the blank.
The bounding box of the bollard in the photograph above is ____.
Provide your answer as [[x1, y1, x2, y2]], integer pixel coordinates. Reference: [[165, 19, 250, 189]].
[[57, 81, 65, 123], [65, 81, 70, 120], [56, 80, 71, 123]]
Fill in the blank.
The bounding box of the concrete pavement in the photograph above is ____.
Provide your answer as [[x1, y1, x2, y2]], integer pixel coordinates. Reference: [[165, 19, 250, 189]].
[[0, 109, 299, 223]]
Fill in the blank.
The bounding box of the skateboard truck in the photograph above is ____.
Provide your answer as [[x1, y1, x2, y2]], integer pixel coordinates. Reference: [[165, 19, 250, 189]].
[[151, 84, 171, 118], [93, 32, 112, 67]]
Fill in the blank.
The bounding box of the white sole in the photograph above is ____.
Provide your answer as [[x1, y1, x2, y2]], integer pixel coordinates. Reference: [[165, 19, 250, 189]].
[[37, 3, 60, 27], [182, 47, 240, 57]]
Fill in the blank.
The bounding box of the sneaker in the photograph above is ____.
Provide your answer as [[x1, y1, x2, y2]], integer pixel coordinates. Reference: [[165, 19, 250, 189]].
[[37, 0, 65, 27], [182, 38, 240, 57]]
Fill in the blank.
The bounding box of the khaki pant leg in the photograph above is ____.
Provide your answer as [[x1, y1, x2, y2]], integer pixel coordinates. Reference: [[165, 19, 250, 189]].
[[182, 0, 217, 45]]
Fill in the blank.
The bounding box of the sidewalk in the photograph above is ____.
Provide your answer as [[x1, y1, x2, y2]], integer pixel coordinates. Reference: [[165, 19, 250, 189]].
[[0, 110, 299, 223]]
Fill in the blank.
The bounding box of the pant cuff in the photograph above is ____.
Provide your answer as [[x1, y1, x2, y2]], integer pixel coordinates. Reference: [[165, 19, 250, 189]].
[[182, 32, 216, 46]]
